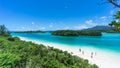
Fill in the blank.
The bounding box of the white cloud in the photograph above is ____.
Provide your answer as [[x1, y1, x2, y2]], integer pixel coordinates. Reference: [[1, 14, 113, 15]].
[[86, 20, 93, 25], [74, 19, 98, 30], [64, 27, 69, 29], [21, 27, 25, 29], [74, 15, 113, 30], [100, 16, 107, 19], [32, 22, 35, 25], [49, 23, 53, 28], [100, 16, 108, 21], [85, 20, 96, 26], [74, 24, 88, 29], [49, 25, 53, 28], [40, 27, 46, 30], [21, 27, 34, 31]]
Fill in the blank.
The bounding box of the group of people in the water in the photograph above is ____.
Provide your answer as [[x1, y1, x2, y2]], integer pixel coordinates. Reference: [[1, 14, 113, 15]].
[[79, 48, 97, 58]]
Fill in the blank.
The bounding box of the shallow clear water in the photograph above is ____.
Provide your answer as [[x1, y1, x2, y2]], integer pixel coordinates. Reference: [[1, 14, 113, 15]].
[[11, 32, 120, 53]]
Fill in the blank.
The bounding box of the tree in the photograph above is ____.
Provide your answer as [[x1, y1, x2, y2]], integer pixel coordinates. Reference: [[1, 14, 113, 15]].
[[109, 21, 120, 31], [101, 0, 120, 8], [114, 11, 120, 21], [108, 0, 120, 8], [107, 0, 120, 31], [0, 25, 10, 36]]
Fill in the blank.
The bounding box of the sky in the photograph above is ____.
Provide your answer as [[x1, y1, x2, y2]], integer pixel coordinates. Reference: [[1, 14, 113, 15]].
[[0, 0, 119, 31]]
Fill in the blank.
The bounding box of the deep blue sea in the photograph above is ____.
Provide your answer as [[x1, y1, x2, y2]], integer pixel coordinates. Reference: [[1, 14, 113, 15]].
[[11, 32, 120, 53]]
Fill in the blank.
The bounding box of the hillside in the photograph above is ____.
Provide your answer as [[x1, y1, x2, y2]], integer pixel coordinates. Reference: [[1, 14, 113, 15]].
[[82, 26, 114, 31], [0, 36, 98, 68]]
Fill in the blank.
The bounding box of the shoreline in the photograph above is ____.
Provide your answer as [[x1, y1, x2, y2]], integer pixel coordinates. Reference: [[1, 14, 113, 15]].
[[17, 36, 120, 68]]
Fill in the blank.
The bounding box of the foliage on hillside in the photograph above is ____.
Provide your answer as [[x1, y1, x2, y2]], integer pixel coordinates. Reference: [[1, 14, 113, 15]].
[[0, 36, 98, 68], [52, 30, 102, 36]]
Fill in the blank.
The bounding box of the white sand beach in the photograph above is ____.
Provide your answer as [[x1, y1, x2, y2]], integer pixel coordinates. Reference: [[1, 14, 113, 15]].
[[18, 36, 120, 68]]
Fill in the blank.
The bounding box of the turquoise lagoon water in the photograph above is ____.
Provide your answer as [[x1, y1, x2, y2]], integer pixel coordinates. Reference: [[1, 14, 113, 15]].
[[11, 32, 120, 53]]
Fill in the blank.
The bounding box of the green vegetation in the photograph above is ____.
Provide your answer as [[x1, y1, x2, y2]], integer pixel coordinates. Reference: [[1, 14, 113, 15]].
[[0, 25, 98, 68], [109, 11, 120, 32], [0, 25, 10, 36], [14, 30, 45, 33], [109, 21, 120, 31], [52, 30, 102, 36], [0, 36, 98, 68]]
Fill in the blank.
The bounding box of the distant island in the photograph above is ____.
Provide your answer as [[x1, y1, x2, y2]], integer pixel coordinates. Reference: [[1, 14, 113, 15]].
[[82, 25, 120, 33], [52, 30, 102, 36], [82, 26, 114, 31], [13, 30, 45, 33]]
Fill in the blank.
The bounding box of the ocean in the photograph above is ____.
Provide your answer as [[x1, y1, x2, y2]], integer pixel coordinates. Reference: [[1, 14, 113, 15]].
[[11, 32, 120, 53]]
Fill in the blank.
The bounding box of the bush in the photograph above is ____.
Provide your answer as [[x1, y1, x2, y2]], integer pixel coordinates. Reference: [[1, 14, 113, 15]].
[[7, 37, 15, 41], [0, 53, 21, 68]]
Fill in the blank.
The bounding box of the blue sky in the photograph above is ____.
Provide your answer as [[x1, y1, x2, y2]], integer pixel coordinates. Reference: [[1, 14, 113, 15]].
[[0, 0, 119, 31]]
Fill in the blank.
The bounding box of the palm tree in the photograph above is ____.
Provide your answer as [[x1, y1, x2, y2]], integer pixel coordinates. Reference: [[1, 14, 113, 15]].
[[114, 11, 120, 22], [109, 11, 120, 31], [109, 21, 120, 31]]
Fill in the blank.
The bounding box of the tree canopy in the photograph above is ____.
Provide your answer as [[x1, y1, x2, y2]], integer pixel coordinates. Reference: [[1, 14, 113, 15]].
[[109, 11, 120, 31], [0, 25, 10, 36]]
